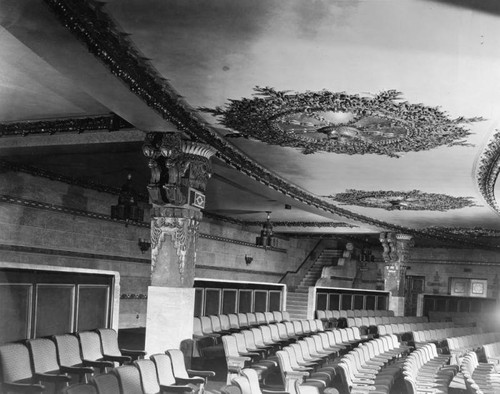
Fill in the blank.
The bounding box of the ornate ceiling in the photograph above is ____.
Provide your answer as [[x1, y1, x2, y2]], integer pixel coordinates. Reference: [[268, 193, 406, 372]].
[[2, 0, 500, 249]]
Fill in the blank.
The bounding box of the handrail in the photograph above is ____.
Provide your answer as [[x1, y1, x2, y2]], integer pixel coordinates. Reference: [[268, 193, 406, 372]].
[[279, 239, 337, 289]]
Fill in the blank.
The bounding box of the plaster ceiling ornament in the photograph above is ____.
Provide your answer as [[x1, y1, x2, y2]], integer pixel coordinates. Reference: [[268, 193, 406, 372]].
[[327, 189, 477, 211], [201, 87, 483, 157], [476, 132, 500, 214]]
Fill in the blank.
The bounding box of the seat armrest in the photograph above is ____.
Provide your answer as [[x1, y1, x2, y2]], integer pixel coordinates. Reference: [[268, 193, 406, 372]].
[[3, 382, 45, 393], [187, 369, 216, 378], [160, 384, 194, 393], [83, 359, 114, 369], [120, 349, 147, 359], [175, 377, 205, 385], [103, 354, 132, 363], [59, 365, 94, 375], [34, 373, 71, 383], [262, 390, 289, 394]]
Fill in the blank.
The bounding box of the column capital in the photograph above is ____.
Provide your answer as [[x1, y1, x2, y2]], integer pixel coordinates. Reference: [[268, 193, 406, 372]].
[[143, 132, 217, 209]]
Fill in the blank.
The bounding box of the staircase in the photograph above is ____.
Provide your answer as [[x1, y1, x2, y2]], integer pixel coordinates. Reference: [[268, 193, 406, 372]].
[[285, 248, 342, 319]]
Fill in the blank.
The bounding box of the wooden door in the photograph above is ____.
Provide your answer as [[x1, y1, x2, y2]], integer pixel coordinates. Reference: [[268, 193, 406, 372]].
[[404, 275, 425, 316]]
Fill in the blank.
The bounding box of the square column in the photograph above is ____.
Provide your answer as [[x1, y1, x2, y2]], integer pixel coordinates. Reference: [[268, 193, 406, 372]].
[[145, 286, 195, 355]]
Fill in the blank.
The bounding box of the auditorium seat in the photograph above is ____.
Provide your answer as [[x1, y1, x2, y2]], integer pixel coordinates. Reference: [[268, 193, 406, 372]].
[[0, 342, 46, 393], [61, 383, 98, 394], [78, 331, 128, 369], [111, 365, 143, 394], [166, 348, 216, 387], [26, 338, 78, 388], [90, 372, 120, 394], [96, 328, 146, 362]]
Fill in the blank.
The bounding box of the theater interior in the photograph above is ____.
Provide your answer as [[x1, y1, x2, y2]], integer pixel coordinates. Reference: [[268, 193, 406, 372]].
[[3, 0, 500, 393]]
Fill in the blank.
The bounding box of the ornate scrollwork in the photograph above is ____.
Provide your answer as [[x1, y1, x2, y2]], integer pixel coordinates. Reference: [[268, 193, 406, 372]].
[[327, 189, 477, 211], [201, 87, 483, 157]]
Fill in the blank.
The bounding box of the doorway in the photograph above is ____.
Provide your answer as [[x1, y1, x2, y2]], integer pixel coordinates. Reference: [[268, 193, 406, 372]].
[[404, 275, 425, 316]]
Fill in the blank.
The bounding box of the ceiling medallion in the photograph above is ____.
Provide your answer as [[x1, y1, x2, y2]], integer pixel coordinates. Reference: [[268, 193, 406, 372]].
[[326, 189, 477, 211], [201, 87, 482, 157]]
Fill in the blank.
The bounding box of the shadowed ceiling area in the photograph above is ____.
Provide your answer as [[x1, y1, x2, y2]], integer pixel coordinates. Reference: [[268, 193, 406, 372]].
[[2, 0, 500, 248]]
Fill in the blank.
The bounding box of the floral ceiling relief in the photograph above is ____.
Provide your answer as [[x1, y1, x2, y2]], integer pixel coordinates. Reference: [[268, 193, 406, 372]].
[[326, 189, 477, 211], [476, 132, 500, 214], [423, 226, 500, 238], [201, 87, 483, 157]]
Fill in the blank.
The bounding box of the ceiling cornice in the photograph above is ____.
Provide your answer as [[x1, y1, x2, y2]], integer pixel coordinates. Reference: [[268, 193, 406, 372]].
[[40, 0, 500, 250]]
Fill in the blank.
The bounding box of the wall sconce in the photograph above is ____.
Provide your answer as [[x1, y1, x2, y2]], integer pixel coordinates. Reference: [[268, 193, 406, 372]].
[[245, 255, 253, 265], [138, 238, 151, 254]]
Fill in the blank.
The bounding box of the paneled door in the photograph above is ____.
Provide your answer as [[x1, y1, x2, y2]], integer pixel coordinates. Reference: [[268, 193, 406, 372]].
[[404, 275, 425, 316]]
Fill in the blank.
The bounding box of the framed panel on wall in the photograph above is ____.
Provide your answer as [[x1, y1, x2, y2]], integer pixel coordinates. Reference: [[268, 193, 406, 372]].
[[470, 279, 488, 298], [254, 290, 268, 312], [35, 284, 75, 338], [269, 291, 282, 312], [316, 293, 328, 311], [194, 288, 204, 317], [329, 294, 340, 310], [0, 284, 32, 343], [238, 290, 252, 313], [77, 285, 110, 331], [222, 289, 237, 314], [204, 289, 221, 316]]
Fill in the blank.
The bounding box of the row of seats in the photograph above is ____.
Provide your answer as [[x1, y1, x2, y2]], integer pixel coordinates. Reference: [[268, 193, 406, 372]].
[[346, 318, 439, 337], [221, 319, 368, 385], [377, 322, 453, 340], [460, 351, 500, 394], [226, 367, 329, 394], [448, 332, 500, 363], [337, 335, 410, 393], [402, 343, 458, 394], [413, 326, 477, 348], [60, 350, 215, 394], [0, 328, 145, 393], [316, 310, 395, 320], [194, 312, 291, 340], [483, 341, 500, 365]]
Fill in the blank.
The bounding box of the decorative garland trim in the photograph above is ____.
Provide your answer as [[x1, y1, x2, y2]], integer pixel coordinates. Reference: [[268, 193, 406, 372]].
[[0, 114, 133, 137]]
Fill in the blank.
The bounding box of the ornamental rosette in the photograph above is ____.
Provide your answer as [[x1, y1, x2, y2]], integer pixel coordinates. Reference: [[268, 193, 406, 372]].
[[201, 87, 483, 157], [326, 189, 477, 211]]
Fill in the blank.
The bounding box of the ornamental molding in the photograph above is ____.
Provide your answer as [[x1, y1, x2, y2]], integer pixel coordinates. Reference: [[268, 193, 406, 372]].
[[41, 0, 492, 247], [327, 189, 477, 211], [476, 132, 500, 214], [151, 216, 200, 279], [201, 87, 482, 157], [0, 114, 132, 137]]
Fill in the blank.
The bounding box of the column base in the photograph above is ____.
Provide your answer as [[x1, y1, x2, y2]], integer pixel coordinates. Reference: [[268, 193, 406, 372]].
[[145, 286, 195, 355]]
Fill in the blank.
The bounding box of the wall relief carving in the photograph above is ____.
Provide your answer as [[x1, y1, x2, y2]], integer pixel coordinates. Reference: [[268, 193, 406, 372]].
[[201, 87, 482, 157]]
